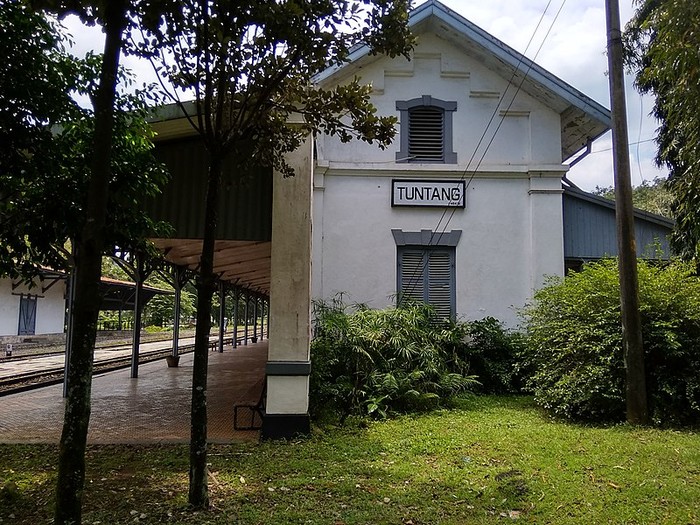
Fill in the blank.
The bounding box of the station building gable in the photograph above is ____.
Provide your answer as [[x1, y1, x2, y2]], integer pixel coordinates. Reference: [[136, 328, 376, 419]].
[[311, 0, 611, 327]]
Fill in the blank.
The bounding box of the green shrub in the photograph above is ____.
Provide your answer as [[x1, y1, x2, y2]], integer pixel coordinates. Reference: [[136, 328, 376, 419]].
[[460, 317, 524, 394], [520, 259, 700, 425], [310, 297, 479, 422], [144, 324, 168, 333]]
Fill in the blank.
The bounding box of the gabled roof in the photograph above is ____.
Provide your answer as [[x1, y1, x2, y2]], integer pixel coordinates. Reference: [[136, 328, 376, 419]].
[[316, 0, 611, 162]]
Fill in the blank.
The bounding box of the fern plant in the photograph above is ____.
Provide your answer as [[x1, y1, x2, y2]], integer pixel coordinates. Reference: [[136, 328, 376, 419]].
[[310, 297, 479, 422]]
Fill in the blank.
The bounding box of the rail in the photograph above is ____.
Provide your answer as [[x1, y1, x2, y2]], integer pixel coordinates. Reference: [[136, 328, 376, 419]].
[[0, 331, 266, 397]]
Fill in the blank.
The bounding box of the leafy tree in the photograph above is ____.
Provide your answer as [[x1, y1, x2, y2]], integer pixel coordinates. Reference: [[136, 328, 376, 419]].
[[0, 1, 82, 277], [136, 0, 413, 508], [1, 3, 170, 522], [592, 176, 673, 218], [101, 256, 131, 281], [625, 0, 700, 261], [142, 273, 195, 327]]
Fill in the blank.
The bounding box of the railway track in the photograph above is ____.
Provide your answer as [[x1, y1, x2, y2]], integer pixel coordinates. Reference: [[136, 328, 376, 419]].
[[0, 334, 261, 396], [0, 347, 192, 396]]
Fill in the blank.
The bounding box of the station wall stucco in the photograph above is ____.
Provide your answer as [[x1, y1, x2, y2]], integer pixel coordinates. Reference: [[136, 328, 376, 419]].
[[0, 278, 66, 337], [316, 33, 563, 169], [313, 173, 563, 327], [312, 26, 567, 328]]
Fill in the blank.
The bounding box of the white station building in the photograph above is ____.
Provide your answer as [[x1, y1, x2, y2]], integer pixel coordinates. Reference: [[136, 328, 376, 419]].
[[312, 0, 609, 327]]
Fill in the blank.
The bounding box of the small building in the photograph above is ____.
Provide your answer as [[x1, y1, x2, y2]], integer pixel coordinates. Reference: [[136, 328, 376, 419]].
[[0, 270, 66, 338], [563, 185, 674, 272], [0, 271, 170, 339]]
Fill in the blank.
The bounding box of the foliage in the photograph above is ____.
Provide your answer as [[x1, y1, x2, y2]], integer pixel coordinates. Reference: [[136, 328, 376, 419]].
[[142, 277, 195, 328], [133, 0, 414, 508], [592, 176, 673, 218], [459, 317, 524, 394], [0, 8, 170, 283], [135, 0, 414, 176], [0, 1, 81, 277], [625, 0, 700, 261], [520, 258, 700, 425], [3, 397, 700, 524], [310, 297, 479, 422]]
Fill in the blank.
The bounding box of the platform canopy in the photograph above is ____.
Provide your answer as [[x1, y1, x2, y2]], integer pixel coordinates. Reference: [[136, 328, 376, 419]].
[[144, 105, 273, 295], [99, 276, 172, 310], [151, 239, 271, 294]]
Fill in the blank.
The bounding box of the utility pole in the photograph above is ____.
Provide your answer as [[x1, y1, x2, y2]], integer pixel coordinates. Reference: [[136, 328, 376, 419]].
[[605, 0, 649, 425]]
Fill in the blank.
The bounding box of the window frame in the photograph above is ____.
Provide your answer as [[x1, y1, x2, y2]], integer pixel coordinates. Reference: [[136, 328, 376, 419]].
[[392, 229, 461, 320], [396, 95, 457, 164], [397, 246, 456, 320]]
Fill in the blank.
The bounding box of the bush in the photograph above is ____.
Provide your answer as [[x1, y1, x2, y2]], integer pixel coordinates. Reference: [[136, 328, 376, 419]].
[[520, 259, 700, 425], [144, 325, 168, 333], [460, 317, 524, 394], [310, 298, 479, 422]]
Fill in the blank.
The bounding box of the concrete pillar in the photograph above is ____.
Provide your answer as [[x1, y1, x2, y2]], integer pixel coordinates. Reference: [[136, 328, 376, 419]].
[[528, 172, 565, 290], [263, 134, 313, 439]]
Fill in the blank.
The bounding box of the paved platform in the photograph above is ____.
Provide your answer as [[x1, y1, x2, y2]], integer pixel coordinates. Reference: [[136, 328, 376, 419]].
[[0, 341, 267, 444]]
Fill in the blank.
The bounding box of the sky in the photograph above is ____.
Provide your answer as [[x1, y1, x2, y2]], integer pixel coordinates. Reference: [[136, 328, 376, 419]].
[[60, 0, 667, 192]]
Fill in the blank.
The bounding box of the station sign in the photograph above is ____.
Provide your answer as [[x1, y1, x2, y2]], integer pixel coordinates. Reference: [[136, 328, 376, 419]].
[[391, 179, 465, 208]]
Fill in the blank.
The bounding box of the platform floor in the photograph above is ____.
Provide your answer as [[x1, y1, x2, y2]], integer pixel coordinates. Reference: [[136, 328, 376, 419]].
[[0, 341, 267, 444]]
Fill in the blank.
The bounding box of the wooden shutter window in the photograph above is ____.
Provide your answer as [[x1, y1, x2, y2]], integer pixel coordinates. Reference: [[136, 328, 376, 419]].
[[398, 247, 455, 320], [427, 251, 452, 319], [400, 250, 425, 304]]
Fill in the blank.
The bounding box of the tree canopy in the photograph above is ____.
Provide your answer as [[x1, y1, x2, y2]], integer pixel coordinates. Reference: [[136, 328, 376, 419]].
[[135, 0, 413, 174], [0, 1, 169, 282], [625, 0, 700, 261], [592, 176, 673, 218]]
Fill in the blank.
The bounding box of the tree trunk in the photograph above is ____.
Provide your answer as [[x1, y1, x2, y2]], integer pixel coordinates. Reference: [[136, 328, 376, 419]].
[[54, 2, 127, 524], [188, 152, 223, 509]]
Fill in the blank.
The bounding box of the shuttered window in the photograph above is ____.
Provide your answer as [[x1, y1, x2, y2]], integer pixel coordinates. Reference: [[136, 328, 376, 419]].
[[396, 96, 457, 164], [398, 246, 455, 319], [18, 295, 37, 335], [408, 106, 445, 161]]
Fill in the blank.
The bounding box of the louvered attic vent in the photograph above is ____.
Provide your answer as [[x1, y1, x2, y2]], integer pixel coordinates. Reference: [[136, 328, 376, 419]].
[[408, 107, 444, 161], [396, 96, 457, 164]]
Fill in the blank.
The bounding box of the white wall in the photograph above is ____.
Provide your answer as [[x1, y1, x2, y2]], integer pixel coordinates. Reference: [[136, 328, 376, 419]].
[[0, 279, 18, 336], [313, 172, 564, 327], [316, 33, 563, 169], [0, 277, 66, 337], [312, 28, 567, 328]]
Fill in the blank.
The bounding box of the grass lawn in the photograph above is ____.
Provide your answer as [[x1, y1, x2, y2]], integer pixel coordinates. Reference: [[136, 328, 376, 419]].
[[1, 396, 699, 524]]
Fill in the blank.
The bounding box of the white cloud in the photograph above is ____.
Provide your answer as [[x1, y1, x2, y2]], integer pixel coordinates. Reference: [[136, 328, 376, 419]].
[[425, 0, 668, 191]]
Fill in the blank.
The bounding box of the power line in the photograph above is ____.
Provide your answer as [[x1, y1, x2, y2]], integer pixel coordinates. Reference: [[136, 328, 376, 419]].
[[588, 137, 655, 154], [400, 0, 568, 309]]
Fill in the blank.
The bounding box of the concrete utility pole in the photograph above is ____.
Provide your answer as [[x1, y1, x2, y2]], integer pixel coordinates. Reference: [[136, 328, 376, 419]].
[[605, 0, 649, 425]]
